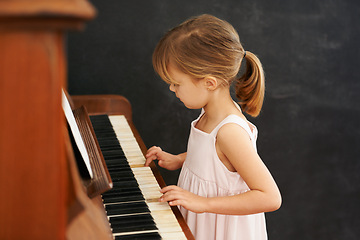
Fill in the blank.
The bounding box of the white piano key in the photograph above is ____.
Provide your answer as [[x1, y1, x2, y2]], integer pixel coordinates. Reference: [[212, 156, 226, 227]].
[[148, 202, 187, 239]]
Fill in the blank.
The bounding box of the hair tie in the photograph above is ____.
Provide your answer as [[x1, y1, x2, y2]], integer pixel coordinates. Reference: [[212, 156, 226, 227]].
[[243, 51, 246, 59]]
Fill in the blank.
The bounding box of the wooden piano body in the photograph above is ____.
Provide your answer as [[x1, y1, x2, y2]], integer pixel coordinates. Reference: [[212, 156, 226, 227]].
[[0, 1, 193, 239]]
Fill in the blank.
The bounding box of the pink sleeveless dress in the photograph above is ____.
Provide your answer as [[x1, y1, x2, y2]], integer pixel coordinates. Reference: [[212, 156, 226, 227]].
[[177, 112, 267, 240]]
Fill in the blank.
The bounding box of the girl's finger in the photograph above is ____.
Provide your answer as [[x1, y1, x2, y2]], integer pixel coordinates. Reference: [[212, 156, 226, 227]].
[[144, 154, 157, 166], [169, 200, 182, 206], [148, 146, 161, 152], [145, 149, 158, 157]]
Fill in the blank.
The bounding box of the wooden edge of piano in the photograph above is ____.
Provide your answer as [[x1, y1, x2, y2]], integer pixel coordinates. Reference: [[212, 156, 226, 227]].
[[70, 94, 195, 240]]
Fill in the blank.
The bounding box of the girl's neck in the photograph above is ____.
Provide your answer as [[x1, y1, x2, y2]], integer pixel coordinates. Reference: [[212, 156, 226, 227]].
[[196, 88, 246, 133], [203, 88, 243, 121]]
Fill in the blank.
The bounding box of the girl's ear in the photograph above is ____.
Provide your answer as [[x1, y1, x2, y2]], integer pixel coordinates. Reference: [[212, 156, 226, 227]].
[[204, 76, 218, 91]]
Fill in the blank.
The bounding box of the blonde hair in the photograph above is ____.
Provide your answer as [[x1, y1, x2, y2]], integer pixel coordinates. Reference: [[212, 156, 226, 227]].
[[153, 14, 265, 117]]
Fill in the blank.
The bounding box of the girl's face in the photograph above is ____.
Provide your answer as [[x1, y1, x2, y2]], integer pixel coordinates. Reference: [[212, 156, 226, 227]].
[[167, 63, 209, 109]]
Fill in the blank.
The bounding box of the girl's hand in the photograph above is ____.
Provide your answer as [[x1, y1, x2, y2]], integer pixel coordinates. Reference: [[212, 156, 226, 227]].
[[159, 185, 208, 213], [145, 146, 184, 170]]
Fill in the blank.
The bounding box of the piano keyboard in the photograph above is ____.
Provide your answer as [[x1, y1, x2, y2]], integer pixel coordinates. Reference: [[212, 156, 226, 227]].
[[90, 115, 187, 240]]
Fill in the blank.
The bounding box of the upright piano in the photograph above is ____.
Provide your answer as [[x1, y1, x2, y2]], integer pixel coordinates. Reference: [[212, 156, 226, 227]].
[[0, 1, 194, 239]]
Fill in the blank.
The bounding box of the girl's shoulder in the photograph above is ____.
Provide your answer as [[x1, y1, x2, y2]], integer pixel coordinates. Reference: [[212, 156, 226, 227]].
[[214, 114, 255, 137]]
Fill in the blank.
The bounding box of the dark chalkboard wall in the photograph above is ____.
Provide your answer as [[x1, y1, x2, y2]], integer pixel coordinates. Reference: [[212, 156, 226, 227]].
[[67, 0, 360, 239]]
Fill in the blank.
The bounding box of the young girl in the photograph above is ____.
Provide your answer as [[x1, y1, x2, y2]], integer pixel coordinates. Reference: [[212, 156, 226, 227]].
[[145, 14, 281, 240]]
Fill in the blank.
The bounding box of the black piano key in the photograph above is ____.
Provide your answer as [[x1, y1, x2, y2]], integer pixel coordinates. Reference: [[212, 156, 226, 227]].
[[112, 224, 157, 234], [102, 150, 125, 156], [107, 171, 133, 177], [110, 214, 157, 233], [102, 150, 126, 158], [99, 142, 122, 148], [111, 180, 139, 189], [104, 156, 128, 162], [103, 157, 127, 164], [103, 157, 127, 163], [91, 126, 116, 132], [102, 195, 144, 204], [108, 172, 135, 179], [96, 138, 120, 145], [108, 167, 133, 175], [105, 161, 131, 169], [99, 142, 120, 149], [110, 176, 137, 183], [107, 167, 132, 173], [102, 187, 143, 198], [105, 201, 150, 216], [94, 132, 115, 137], [102, 186, 144, 204], [102, 192, 144, 200], [108, 172, 135, 180], [100, 145, 124, 152], [91, 129, 116, 136], [103, 196, 144, 204], [104, 158, 129, 164], [114, 232, 161, 240], [102, 150, 125, 155], [108, 167, 134, 174], [101, 149, 124, 155]]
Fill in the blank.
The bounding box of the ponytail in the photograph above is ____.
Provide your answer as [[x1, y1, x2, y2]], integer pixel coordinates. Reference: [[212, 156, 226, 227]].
[[235, 51, 265, 117]]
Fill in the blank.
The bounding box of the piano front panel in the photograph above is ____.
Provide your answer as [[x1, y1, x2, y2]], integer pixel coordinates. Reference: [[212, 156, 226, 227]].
[[90, 115, 188, 239]]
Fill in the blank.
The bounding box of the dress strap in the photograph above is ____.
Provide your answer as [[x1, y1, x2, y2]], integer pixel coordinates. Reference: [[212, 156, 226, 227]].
[[211, 115, 256, 142]]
